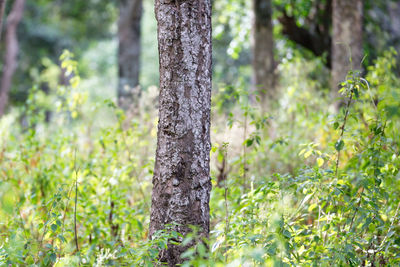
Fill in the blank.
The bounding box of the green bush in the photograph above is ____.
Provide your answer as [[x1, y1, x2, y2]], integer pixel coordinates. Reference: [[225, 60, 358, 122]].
[[0, 50, 399, 266]]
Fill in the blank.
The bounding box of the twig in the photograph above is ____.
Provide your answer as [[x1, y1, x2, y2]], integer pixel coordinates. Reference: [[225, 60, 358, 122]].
[[58, 181, 75, 259], [360, 78, 377, 111], [335, 91, 353, 177], [36, 199, 55, 263], [348, 187, 364, 232], [73, 149, 80, 253], [223, 146, 230, 263], [242, 94, 249, 188], [379, 201, 400, 250]]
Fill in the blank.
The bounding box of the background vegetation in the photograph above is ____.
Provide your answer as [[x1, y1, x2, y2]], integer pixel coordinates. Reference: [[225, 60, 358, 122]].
[[0, 0, 399, 265]]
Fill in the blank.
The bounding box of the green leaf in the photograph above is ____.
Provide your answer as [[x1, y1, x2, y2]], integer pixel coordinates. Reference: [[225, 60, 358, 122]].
[[282, 229, 291, 238], [181, 248, 194, 259], [49, 252, 57, 262], [333, 122, 340, 130], [51, 224, 58, 232], [58, 235, 66, 243], [335, 139, 345, 151], [245, 139, 253, 147]]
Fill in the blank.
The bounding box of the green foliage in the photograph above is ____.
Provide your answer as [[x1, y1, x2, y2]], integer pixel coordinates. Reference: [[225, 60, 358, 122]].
[[214, 0, 251, 60], [0, 51, 156, 265], [1, 0, 399, 265], [1, 49, 399, 266], [7, 0, 117, 105], [207, 50, 400, 265]]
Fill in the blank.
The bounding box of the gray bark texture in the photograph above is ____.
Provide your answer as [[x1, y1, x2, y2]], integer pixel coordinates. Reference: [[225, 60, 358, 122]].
[[117, 0, 142, 111], [0, 0, 7, 42], [331, 0, 363, 91], [150, 0, 212, 265], [252, 0, 275, 107], [0, 0, 24, 116]]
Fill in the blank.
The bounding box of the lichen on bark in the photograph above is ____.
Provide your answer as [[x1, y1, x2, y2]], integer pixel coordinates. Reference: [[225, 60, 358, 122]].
[[150, 0, 212, 265]]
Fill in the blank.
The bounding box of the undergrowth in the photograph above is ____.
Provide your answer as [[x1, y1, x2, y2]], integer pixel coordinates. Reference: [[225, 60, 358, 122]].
[[0, 50, 399, 266]]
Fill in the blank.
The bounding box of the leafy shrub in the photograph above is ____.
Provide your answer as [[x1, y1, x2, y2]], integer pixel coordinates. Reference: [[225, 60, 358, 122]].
[[0, 50, 399, 266]]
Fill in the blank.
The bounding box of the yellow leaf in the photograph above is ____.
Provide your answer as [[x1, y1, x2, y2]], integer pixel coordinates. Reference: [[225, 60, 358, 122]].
[[71, 77, 80, 88], [317, 158, 324, 167], [304, 150, 312, 159], [308, 203, 317, 212]]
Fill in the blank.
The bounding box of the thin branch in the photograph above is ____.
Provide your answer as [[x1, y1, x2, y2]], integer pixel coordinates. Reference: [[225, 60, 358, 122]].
[[73, 149, 80, 253], [335, 91, 353, 177], [348, 187, 364, 231], [222, 146, 230, 263], [380, 201, 400, 250]]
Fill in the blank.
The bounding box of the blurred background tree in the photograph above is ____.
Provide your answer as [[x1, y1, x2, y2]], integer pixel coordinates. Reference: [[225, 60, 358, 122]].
[[0, 0, 116, 113], [0, 0, 399, 113], [0, 0, 399, 265], [117, 0, 142, 112]]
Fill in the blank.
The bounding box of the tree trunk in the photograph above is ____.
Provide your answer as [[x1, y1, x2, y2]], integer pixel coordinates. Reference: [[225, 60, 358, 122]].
[[331, 0, 363, 92], [389, 1, 400, 43], [252, 0, 275, 108], [0, 0, 7, 42], [150, 0, 212, 265], [278, 0, 332, 68], [0, 0, 25, 116], [117, 0, 142, 111]]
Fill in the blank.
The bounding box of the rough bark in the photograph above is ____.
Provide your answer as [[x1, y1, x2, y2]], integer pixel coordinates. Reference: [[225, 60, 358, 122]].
[[0, 0, 6, 42], [331, 0, 363, 91], [0, 0, 25, 116], [252, 0, 275, 107], [150, 0, 212, 265], [117, 0, 142, 111]]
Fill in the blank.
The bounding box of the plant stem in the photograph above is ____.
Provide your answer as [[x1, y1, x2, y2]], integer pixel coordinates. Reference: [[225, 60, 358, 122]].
[[335, 91, 353, 177], [380, 201, 400, 249], [243, 95, 248, 188], [73, 149, 80, 253], [74, 173, 79, 252], [224, 148, 230, 263], [348, 187, 364, 232]]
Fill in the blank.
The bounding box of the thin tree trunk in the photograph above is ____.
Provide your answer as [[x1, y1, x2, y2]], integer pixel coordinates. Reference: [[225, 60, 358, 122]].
[[117, 0, 142, 112], [252, 0, 275, 108], [389, 1, 400, 42], [0, 0, 7, 42], [278, 0, 332, 68], [0, 0, 25, 116], [150, 0, 212, 265], [331, 0, 363, 92]]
